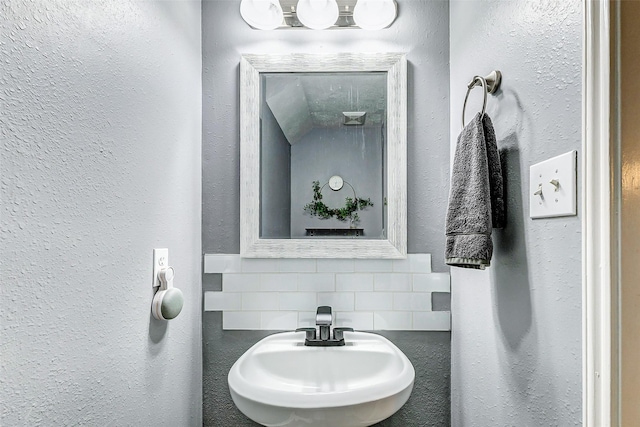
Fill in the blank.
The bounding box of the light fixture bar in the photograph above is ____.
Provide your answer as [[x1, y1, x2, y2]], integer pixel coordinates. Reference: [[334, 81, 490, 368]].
[[283, 2, 355, 29], [259, 0, 396, 30]]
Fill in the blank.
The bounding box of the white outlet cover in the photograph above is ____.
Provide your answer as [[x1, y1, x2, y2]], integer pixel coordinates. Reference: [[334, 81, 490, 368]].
[[152, 248, 169, 287], [530, 150, 577, 219]]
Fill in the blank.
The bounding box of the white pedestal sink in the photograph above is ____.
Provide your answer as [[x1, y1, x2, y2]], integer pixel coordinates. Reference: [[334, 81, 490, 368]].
[[227, 331, 415, 427]]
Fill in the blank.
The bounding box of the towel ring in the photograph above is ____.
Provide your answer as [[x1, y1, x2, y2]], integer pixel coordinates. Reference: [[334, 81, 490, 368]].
[[461, 70, 502, 129]]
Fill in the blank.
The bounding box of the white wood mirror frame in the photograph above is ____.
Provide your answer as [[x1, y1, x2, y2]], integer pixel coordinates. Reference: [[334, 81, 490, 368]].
[[240, 53, 407, 259]]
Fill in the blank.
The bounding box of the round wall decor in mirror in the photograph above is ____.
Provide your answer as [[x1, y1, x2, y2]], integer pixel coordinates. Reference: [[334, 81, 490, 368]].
[[329, 175, 344, 191]]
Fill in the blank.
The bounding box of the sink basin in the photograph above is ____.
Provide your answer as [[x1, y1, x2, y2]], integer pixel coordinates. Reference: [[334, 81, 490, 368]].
[[228, 331, 415, 427]]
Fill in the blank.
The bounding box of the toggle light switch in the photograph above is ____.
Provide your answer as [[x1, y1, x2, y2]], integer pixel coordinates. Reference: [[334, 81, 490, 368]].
[[529, 151, 577, 219], [533, 184, 543, 197]]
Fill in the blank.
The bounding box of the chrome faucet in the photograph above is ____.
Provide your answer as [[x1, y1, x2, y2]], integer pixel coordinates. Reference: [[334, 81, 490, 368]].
[[316, 306, 332, 341], [295, 306, 353, 346]]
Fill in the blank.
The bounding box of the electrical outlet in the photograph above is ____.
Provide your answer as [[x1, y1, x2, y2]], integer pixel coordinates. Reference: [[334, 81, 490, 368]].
[[152, 248, 169, 287]]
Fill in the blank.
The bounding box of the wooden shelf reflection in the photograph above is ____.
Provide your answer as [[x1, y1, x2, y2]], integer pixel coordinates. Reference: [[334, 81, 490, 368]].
[[305, 228, 364, 238]]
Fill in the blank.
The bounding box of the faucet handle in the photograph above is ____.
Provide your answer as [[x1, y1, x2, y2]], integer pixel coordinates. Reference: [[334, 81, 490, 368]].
[[295, 327, 316, 341], [333, 327, 354, 341]]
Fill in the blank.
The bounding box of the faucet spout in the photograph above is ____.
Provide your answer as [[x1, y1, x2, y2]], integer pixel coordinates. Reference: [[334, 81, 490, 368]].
[[316, 306, 332, 341]]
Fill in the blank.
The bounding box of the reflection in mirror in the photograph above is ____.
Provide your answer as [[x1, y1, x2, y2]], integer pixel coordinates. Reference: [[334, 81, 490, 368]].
[[240, 53, 406, 258], [260, 72, 387, 240]]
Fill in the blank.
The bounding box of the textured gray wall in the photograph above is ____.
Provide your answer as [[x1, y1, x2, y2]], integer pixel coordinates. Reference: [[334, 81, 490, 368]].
[[290, 127, 383, 237], [1, 1, 202, 425], [260, 100, 291, 238], [449, 1, 583, 425], [202, 0, 451, 271], [203, 312, 450, 426]]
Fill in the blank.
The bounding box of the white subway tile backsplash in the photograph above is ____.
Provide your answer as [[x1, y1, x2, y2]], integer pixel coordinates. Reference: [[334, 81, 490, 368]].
[[317, 259, 355, 273], [205, 253, 449, 331], [408, 254, 432, 273], [297, 273, 335, 292], [260, 311, 298, 330], [242, 292, 279, 310], [317, 292, 355, 311], [413, 273, 451, 293], [204, 291, 241, 311], [241, 258, 280, 273], [223, 311, 261, 330], [297, 311, 316, 327], [391, 258, 411, 272], [336, 273, 374, 291], [223, 274, 260, 292], [392, 254, 432, 273], [355, 292, 394, 311], [334, 311, 374, 330], [413, 311, 451, 331], [260, 273, 297, 292], [374, 273, 411, 291], [204, 254, 241, 273], [374, 312, 412, 330], [278, 259, 317, 273], [353, 259, 394, 272], [393, 292, 432, 312], [279, 292, 317, 311]]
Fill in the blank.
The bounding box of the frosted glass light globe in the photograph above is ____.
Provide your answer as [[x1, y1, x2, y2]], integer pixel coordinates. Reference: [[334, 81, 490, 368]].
[[296, 0, 340, 30], [353, 0, 397, 30], [240, 0, 284, 30]]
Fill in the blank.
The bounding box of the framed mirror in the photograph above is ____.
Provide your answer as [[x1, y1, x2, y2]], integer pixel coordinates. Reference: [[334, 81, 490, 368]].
[[240, 53, 406, 258]]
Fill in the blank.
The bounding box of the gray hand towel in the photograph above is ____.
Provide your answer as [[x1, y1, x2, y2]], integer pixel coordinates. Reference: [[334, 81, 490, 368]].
[[445, 112, 505, 269]]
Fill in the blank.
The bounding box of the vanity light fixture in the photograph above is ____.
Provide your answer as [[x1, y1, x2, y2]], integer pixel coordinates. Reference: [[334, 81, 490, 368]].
[[296, 0, 340, 30], [240, 0, 397, 30], [353, 0, 397, 30], [240, 0, 284, 30]]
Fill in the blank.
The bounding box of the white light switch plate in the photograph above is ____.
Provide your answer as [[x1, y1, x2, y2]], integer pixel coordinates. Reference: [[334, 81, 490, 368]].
[[152, 248, 169, 287], [530, 150, 577, 219]]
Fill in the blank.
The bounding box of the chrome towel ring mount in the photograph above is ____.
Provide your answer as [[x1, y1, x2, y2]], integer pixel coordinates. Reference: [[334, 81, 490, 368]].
[[462, 70, 502, 129]]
